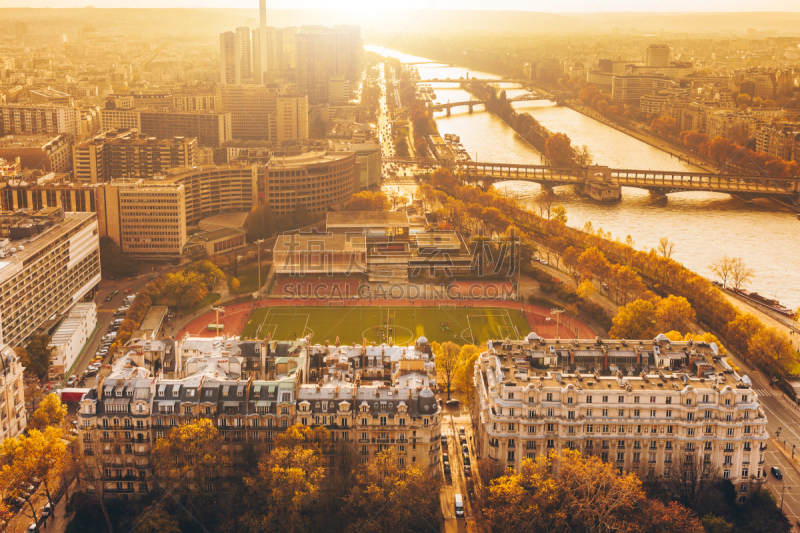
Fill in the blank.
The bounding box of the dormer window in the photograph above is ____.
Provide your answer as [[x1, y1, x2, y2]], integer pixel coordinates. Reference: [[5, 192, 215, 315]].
[[173, 389, 179, 397], [116, 389, 122, 397]]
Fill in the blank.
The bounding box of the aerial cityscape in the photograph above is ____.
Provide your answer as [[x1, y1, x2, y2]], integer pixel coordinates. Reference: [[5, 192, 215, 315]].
[[0, 1, 799, 532]]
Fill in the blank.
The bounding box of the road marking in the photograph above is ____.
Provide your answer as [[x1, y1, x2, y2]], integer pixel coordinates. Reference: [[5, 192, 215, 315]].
[[98, 309, 115, 313], [755, 388, 772, 397]]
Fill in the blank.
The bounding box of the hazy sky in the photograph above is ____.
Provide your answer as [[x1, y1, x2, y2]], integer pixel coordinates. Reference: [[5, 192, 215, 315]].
[[3, 0, 800, 11]]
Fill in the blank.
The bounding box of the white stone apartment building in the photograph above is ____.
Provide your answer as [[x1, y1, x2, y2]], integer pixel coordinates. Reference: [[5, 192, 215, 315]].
[[474, 333, 768, 502], [0, 342, 27, 442], [48, 301, 97, 380]]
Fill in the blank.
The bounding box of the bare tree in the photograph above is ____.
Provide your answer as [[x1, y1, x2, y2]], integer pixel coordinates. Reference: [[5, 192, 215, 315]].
[[657, 237, 675, 259], [664, 448, 721, 508], [709, 254, 734, 288], [730, 257, 755, 291], [536, 193, 555, 220]]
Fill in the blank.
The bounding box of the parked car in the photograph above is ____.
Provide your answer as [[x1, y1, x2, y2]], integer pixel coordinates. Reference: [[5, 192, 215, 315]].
[[123, 287, 132, 294], [445, 399, 459, 407], [464, 464, 472, 476], [463, 456, 471, 467], [148, 273, 158, 280], [442, 452, 449, 463], [462, 444, 469, 454], [772, 466, 783, 479], [443, 463, 451, 475], [104, 293, 114, 302], [26, 523, 36, 533], [540, 260, 549, 266], [441, 435, 448, 445], [66, 375, 77, 387], [41, 503, 52, 518]]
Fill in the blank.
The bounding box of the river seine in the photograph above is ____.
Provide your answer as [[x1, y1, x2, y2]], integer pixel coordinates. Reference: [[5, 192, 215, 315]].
[[366, 45, 800, 309]]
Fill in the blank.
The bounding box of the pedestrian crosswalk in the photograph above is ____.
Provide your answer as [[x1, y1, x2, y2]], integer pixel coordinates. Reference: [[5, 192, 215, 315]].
[[98, 309, 115, 313], [754, 388, 773, 398]]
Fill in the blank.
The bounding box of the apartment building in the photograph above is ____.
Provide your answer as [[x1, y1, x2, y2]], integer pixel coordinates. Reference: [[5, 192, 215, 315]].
[[261, 151, 356, 215], [298, 339, 440, 470], [645, 44, 671, 68], [0, 133, 72, 173], [48, 302, 97, 380], [0, 210, 101, 349], [707, 110, 764, 142], [118, 182, 187, 259], [73, 128, 197, 182], [0, 104, 80, 137], [474, 334, 768, 502], [77, 337, 306, 496], [100, 107, 232, 147], [755, 123, 800, 161], [0, 343, 27, 443], [76, 334, 439, 496]]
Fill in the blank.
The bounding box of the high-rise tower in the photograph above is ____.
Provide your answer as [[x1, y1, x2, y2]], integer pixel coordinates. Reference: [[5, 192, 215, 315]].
[[258, 0, 268, 83]]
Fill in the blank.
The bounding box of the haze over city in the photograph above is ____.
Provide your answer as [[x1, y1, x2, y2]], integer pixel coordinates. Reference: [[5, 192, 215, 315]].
[[0, 1, 798, 533]]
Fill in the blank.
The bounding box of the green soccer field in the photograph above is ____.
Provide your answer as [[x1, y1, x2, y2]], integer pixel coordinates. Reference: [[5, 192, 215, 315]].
[[240, 305, 532, 346]]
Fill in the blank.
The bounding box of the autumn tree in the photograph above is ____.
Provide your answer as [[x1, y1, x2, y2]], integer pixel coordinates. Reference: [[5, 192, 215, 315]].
[[656, 295, 697, 334], [726, 313, 764, 360], [748, 327, 796, 378], [238, 424, 327, 533], [244, 202, 276, 242], [577, 246, 611, 284], [29, 393, 68, 430], [150, 418, 225, 527], [16, 334, 52, 380], [432, 341, 462, 401], [572, 144, 594, 166], [342, 449, 441, 533], [346, 191, 390, 211], [545, 132, 574, 166], [551, 205, 568, 225], [453, 344, 480, 405], [610, 299, 657, 339]]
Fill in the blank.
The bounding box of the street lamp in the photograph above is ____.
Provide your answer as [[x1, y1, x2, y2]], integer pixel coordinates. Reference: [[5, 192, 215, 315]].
[[211, 306, 225, 333], [781, 485, 790, 511], [550, 308, 564, 339], [255, 239, 265, 295]]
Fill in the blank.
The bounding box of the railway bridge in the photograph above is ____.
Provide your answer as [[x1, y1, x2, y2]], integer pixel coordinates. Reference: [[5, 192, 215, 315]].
[[381, 157, 800, 202]]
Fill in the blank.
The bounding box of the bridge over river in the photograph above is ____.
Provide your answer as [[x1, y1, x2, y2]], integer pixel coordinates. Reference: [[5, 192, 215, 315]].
[[430, 93, 552, 115], [382, 157, 800, 203]]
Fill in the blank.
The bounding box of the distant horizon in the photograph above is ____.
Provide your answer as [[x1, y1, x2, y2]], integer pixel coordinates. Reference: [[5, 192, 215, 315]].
[[2, 1, 800, 12]]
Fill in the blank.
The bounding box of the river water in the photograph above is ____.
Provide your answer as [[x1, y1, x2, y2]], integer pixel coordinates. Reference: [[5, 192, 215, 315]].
[[366, 46, 800, 309]]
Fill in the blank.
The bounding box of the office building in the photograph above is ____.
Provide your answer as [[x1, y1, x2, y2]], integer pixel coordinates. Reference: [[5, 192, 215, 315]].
[[0, 104, 81, 137], [646, 45, 671, 68], [257, 0, 269, 82], [73, 129, 197, 183], [0, 134, 72, 173], [611, 74, 677, 108], [0, 210, 101, 349], [218, 84, 308, 143], [473, 334, 768, 501], [261, 151, 356, 215], [0, 343, 27, 442], [29, 88, 73, 106], [117, 182, 188, 259]]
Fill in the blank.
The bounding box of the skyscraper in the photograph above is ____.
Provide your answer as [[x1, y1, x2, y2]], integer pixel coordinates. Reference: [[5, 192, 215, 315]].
[[258, 0, 268, 83], [236, 27, 252, 81], [220, 31, 241, 85]]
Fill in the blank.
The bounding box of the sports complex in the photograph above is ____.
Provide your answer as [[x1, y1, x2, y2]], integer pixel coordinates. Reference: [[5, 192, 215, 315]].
[[178, 299, 596, 346]]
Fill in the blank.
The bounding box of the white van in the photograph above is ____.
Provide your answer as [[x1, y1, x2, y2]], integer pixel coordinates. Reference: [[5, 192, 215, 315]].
[[454, 494, 464, 518]]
